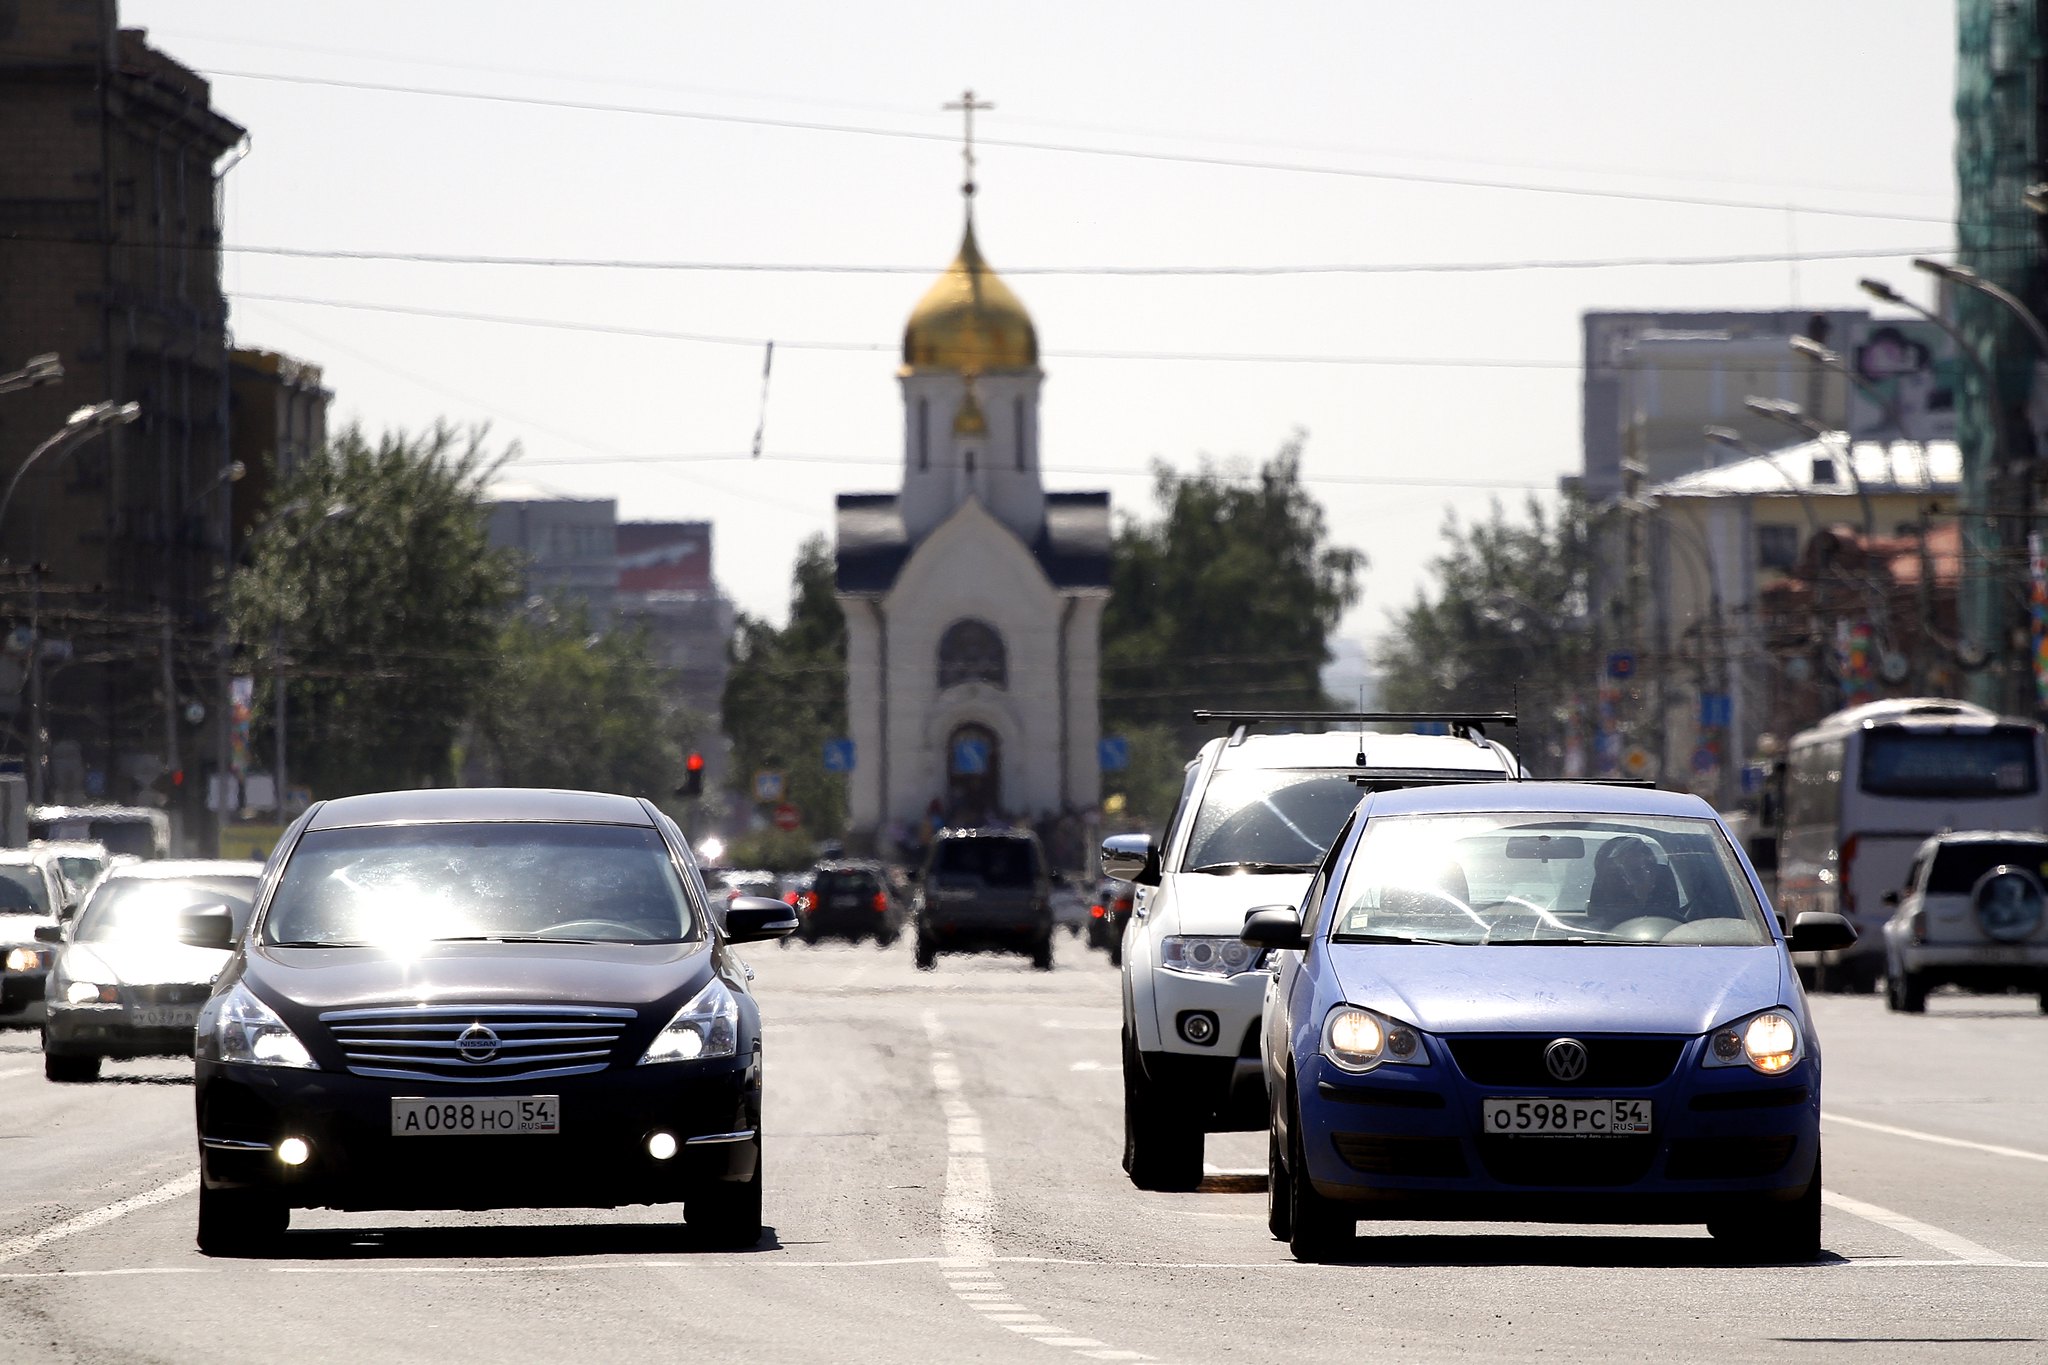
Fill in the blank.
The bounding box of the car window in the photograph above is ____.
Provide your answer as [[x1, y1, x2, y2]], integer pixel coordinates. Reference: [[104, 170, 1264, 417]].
[[1329, 813, 1771, 946], [931, 838, 1039, 887], [816, 871, 880, 897], [0, 866, 50, 915], [262, 822, 699, 946], [1925, 842, 2048, 895], [1181, 770, 1362, 873], [74, 875, 261, 942]]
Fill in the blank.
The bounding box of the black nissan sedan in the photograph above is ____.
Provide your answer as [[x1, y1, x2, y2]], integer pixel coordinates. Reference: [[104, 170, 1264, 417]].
[[192, 788, 796, 1256]]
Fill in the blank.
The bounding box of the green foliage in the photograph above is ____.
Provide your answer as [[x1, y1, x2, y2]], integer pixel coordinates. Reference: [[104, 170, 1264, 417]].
[[1100, 722, 1197, 834], [720, 534, 848, 838], [229, 424, 517, 797], [471, 600, 703, 807], [1376, 494, 1598, 776], [722, 828, 821, 873], [1100, 436, 1364, 824]]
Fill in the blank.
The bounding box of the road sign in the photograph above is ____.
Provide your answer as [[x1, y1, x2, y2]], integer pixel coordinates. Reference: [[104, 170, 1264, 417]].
[[822, 738, 856, 773], [753, 770, 785, 803], [1098, 736, 1129, 772], [1606, 650, 1637, 681], [1698, 692, 1732, 729], [1691, 745, 1719, 775], [771, 802, 801, 832], [951, 737, 990, 775]]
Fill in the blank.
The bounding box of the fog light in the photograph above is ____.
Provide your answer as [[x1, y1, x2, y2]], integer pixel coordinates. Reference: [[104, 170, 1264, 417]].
[[647, 1131, 678, 1161], [276, 1137, 311, 1167], [1177, 1010, 1219, 1046]]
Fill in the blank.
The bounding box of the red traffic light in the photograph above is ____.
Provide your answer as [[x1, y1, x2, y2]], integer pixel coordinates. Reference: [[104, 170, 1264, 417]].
[[686, 752, 705, 773]]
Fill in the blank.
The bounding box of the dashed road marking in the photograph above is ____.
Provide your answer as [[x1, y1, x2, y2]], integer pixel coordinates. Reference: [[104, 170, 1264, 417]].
[[0, 1066, 39, 1080], [1823, 1190, 2016, 1265], [0, 1173, 198, 1265], [1826, 1112, 2048, 1166]]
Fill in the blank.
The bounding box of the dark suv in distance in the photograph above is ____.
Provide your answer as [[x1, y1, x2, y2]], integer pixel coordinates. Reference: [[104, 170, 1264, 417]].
[[797, 861, 904, 947], [191, 787, 796, 1255], [913, 828, 1055, 971]]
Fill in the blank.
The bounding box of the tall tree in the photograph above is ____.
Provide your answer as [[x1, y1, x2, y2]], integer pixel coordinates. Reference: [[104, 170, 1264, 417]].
[[1376, 494, 1597, 776], [229, 424, 517, 798], [720, 535, 847, 838]]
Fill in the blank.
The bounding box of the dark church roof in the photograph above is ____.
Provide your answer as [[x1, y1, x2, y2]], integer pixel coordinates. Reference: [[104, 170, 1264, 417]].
[[835, 491, 1112, 595]]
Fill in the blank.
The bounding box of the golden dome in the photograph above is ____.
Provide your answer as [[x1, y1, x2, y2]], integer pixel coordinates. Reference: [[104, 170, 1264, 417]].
[[902, 220, 1038, 372]]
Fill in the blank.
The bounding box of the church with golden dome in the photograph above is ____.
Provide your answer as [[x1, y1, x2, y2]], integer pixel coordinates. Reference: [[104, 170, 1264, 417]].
[[835, 193, 1111, 846]]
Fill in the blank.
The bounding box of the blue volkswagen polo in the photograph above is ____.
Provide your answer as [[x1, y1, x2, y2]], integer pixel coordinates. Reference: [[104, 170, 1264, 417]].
[[1245, 782, 1855, 1263]]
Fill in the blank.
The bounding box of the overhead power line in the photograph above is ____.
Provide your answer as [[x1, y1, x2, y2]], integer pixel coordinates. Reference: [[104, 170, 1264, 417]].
[[201, 67, 1951, 225]]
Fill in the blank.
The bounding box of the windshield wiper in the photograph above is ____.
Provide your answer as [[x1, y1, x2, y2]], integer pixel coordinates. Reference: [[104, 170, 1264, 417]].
[[1187, 860, 1317, 875], [267, 939, 363, 948], [1331, 932, 1460, 946]]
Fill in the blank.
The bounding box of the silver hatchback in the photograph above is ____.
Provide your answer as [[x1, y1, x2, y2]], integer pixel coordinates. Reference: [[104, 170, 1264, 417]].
[[1881, 831, 2048, 1013]]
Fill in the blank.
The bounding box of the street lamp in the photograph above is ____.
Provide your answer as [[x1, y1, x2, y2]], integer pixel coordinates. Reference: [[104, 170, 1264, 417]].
[[1912, 257, 2048, 356], [1704, 425, 1825, 536], [0, 402, 141, 546], [0, 353, 63, 397], [1743, 396, 1875, 535]]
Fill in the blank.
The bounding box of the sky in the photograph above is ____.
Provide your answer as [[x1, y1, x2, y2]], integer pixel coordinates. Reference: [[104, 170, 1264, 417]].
[[127, 1, 1960, 655]]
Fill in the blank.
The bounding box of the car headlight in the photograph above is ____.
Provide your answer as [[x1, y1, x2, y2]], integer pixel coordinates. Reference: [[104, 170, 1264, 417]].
[[1159, 935, 1264, 977], [1321, 1004, 1429, 1073], [638, 976, 739, 1065], [5, 947, 47, 974], [63, 979, 117, 1005], [1703, 1009, 1804, 1075], [196, 982, 316, 1069]]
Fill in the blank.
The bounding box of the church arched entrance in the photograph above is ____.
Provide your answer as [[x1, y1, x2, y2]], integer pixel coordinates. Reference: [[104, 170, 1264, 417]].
[[945, 723, 1002, 827]]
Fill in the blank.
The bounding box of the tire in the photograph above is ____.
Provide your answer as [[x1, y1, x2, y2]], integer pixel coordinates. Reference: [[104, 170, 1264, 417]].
[[195, 1185, 288, 1257], [1709, 1150, 1822, 1263], [1899, 969, 1929, 1014], [1031, 936, 1055, 972], [2038, 986, 2048, 1015], [687, 1141, 764, 1249], [1121, 1030, 1204, 1191], [914, 932, 938, 971], [43, 1049, 100, 1083], [1285, 1090, 1352, 1262], [876, 931, 899, 949], [1266, 1124, 1292, 1242], [1108, 941, 1123, 968]]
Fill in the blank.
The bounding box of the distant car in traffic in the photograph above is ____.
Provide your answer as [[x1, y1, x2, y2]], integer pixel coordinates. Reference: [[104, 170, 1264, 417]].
[[28, 804, 171, 860], [1087, 877, 1137, 963], [1248, 781, 1852, 1263], [0, 849, 75, 1028], [30, 840, 112, 904], [1881, 830, 2048, 1013], [797, 860, 904, 946], [913, 828, 1056, 971], [192, 788, 796, 1255], [40, 860, 263, 1082]]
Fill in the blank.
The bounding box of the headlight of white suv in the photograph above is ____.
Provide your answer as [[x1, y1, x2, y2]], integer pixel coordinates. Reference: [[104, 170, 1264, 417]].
[[1702, 1009, 1803, 1075], [1159, 935, 1264, 977], [1322, 1004, 1430, 1073], [195, 982, 316, 1069], [5, 947, 48, 974], [638, 977, 739, 1064]]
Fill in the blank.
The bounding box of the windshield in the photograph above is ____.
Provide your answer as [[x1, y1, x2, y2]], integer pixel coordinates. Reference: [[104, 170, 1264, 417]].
[[1861, 728, 2038, 798], [1181, 770, 1363, 872], [262, 822, 699, 947], [74, 875, 261, 943], [56, 857, 105, 892], [0, 865, 50, 916], [1331, 812, 1771, 946]]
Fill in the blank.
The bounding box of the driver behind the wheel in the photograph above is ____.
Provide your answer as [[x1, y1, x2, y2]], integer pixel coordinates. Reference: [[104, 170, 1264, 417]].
[[1584, 834, 1681, 928]]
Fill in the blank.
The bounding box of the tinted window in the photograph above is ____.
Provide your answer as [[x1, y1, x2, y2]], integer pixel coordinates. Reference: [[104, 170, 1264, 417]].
[[1182, 771, 1363, 873], [0, 866, 49, 915], [75, 875, 260, 941], [1926, 842, 2048, 895], [1861, 729, 2038, 798], [931, 838, 1039, 887], [263, 822, 697, 946], [815, 870, 881, 897]]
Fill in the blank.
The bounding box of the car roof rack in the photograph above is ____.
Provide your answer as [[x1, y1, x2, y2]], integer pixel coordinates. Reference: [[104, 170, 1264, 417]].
[[1343, 771, 1658, 790], [1191, 709, 1518, 744]]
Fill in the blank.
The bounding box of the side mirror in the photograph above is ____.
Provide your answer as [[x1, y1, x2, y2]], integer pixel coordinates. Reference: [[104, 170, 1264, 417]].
[[1881, 889, 1902, 908], [1745, 835, 1779, 874], [1786, 910, 1857, 955], [34, 924, 64, 945], [1101, 833, 1160, 887], [179, 905, 236, 952], [1240, 905, 1308, 951], [724, 894, 800, 944]]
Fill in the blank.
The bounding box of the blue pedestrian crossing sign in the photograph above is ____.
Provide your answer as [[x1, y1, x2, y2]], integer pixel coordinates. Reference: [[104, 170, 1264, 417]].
[[1098, 736, 1130, 772], [822, 738, 856, 772], [951, 737, 990, 775]]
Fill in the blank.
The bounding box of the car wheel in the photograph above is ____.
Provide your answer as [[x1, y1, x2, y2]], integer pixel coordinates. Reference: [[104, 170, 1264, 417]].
[[687, 1140, 764, 1248], [2038, 985, 2048, 1015], [1121, 1029, 1204, 1191], [195, 1185, 288, 1257], [1883, 968, 1903, 1012], [1265, 1124, 1292, 1242], [876, 931, 899, 949], [914, 933, 938, 971], [1031, 936, 1055, 971], [43, 1050, 100, 1083], [1286, 1088, 1352, 1262], [1899, 969, 1929, 1014], [1708, 1150, 1821, 1263], [1108, 941, 1123, 968]]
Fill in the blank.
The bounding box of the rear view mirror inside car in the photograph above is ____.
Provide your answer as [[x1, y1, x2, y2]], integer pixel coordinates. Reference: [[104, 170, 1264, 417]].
[[1504, 835, 1585, 860]]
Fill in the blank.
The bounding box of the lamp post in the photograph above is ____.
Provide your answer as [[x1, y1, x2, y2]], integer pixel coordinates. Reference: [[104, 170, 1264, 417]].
[[0, 353, 63, 398], [1704, 425, 1827, 537], [1743, 397, 1876, 536]]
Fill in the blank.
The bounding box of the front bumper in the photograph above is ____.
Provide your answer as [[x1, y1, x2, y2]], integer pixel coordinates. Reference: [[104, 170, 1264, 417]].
[[1294, 1045, 1820, 1221], [0, 968, 50, 1026], [196, 1053, 760, 1211]]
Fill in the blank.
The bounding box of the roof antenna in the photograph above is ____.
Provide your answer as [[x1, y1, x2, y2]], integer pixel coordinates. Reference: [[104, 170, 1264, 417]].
[[1356, 683, 1369, 766]]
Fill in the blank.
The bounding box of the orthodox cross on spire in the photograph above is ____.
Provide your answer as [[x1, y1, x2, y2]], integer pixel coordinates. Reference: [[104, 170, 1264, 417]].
[[943, 88, 995, 203]]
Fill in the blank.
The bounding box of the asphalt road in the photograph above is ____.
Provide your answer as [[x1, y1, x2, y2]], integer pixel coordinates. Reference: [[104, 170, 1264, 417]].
[[0, 936, 2044, 1364]]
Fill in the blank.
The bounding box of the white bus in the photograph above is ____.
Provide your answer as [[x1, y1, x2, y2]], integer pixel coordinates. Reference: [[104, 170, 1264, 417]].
[[1768, 699, 2048, 989]]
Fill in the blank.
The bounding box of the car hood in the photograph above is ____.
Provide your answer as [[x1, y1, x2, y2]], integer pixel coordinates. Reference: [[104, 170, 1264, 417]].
[[241, 940, 711, 1014], [63, 940, 229, 987], [1161, 872, 1314, 935], [1326, 944, 1790, 1036]]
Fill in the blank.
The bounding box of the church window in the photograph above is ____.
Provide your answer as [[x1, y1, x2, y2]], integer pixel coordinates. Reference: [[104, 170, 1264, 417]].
[[1014, 396, 1027, 470], [917, 398, 930, 470], [964, 448, 976, 475], [938, 619, 1007, 690]]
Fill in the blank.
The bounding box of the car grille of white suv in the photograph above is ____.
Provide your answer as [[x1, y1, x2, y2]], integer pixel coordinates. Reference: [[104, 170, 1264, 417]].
[[317, 1004, 639, 1083]]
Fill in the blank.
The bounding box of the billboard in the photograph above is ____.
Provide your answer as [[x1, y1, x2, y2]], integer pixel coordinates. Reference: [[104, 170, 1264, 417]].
[[1844, 319, 1959, 442]]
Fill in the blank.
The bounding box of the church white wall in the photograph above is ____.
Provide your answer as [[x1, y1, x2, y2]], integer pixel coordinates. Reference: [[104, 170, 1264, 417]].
[[898, 369, 1044, 544]]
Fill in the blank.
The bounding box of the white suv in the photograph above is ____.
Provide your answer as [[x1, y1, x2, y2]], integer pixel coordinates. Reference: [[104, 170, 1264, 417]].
[[1882, 830, 2048, 1013], [1103, 712, 1523, 1190]]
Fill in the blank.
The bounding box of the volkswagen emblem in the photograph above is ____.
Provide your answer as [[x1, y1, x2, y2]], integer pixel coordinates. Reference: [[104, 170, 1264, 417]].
[[456, 1024, 500, 1063], [1543, 1037, 1589, 1082]]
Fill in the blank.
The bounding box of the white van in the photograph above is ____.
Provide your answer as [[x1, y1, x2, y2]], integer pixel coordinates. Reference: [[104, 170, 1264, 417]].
[[1768, 699, 2048, 989]]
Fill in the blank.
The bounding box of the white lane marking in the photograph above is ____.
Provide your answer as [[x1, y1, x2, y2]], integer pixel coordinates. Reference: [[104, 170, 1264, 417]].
[[1201, 1165, 1263, 1177], [1827, 1112, 2048, 1166], [0, 1173, 198, 1265], [1039, 1019, 1118, 1030], [1069, 1060, 1113, 1072], [1823, 1190, 2017, 1265], [0, 1066, 38, 1080]]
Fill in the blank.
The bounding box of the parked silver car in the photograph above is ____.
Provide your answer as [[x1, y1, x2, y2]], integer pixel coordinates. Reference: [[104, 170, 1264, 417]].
[[1881, 831, 2048, 1013]]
